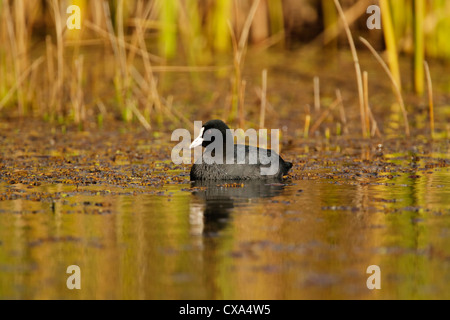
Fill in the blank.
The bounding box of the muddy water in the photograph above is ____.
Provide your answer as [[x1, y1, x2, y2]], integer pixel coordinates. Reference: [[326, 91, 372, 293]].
[[0, 122, 449, 299]]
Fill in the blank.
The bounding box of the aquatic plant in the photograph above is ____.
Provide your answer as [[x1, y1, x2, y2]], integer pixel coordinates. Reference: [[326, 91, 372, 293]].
[[0, 0, 448, 138]]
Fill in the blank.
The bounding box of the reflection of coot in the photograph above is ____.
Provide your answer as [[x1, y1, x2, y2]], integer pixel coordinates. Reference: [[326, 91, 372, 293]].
[[190, 180, 287, 237]]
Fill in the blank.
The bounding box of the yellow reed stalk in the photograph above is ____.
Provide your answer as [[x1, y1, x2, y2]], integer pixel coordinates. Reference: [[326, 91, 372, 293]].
[[136, 23, 162, 110], [239, 80, 246, 128], [267, 0, 285, 48], [116, 0, 128, 78], [424, 61, 435, 138], [321, 0, 338, 47], [73, 55, 85, 124], [314, 76, 320, 112], [413, 0, 425, 95], [333, 0, 366, 137], [4, 0, 25, 115], [379, 0, 402, 91], [304, 114, 311, 139], [360, 37, 410, 137], [213, 0, 232, 52], [228, 0, 261, 123], [363, 71, 371, 138], [45, 35, 55, 117], [303, 104, 311, 138], [51, 0, 64, 115], [259, 69, 267, 129], [236, 0, 261, 65]]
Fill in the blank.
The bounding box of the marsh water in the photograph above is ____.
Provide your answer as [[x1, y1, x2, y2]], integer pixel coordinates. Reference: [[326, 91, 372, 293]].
[[1, 50, 450, 299]]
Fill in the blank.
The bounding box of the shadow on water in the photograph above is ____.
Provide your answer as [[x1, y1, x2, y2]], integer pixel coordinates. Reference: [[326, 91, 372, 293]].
[[189, 180, 288, 237]]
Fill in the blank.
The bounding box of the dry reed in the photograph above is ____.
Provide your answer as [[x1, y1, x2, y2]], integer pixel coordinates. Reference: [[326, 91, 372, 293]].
[[360, 37, 410, 137], [314, 76, 320, 113], [333, 0, 366, 137], [424, 61, 435, 138], [309, 99, 339, 135], [336, 89, 348, 135]]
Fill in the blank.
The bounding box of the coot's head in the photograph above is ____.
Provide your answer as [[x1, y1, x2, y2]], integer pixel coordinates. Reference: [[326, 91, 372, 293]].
[[189, 120, 231, 149]]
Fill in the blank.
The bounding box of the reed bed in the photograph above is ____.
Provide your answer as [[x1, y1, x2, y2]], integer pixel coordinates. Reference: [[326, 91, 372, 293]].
[[0, 0, 448, 139]]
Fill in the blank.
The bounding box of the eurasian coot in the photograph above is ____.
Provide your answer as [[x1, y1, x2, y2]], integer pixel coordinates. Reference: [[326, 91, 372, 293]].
[[189, 120, 293, 180]]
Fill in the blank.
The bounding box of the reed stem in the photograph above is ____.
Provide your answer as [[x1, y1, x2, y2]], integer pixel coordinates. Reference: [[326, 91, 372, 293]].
[[321, 0, 338, 48], [267, 0, 285, 47], [413, 0, 425, 95], [363, 71, 371, 138], [314, 76, 320, 112], [333, 0, 366, 137], [304, 106, 311, 139], [380, 0, 402, 91], [259, 69, 267, 129], [51, 0, 64, 115], [360, 37, 410, 137], [239, 80, 246, 129], [212, 0, 232, 52], [424, 61, 435, 138], [229, 0, 261, 123], [159, 0, 178, 59]]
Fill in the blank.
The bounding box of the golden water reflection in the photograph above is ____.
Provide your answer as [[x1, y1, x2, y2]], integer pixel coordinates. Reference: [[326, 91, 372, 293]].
[[0, 167, 450, 299]]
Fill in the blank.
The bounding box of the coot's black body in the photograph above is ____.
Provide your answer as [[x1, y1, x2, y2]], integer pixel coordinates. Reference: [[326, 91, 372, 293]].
[[189, 120, 293, 181]]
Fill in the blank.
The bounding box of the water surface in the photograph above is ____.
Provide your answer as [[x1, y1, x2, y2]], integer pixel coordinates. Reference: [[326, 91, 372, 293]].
[[0, 130, 449, 299]]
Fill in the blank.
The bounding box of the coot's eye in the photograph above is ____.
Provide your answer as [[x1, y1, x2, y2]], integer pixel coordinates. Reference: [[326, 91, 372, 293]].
[[206, 129, 212, 135]]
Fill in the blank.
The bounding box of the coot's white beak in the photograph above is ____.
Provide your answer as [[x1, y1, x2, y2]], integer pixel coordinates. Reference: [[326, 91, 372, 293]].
[[190, 127, 204, 149]]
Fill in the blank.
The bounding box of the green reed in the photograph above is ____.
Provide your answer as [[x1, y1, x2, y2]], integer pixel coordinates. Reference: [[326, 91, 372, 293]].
[[413, 0, 425, 96], [211, 0, 232, 52], [182, 0, 208, 66], [267, 0, 285, 47], [380, 0, 402, 91], [321, 0, 338, 48], [158, 0, 178, 59]]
